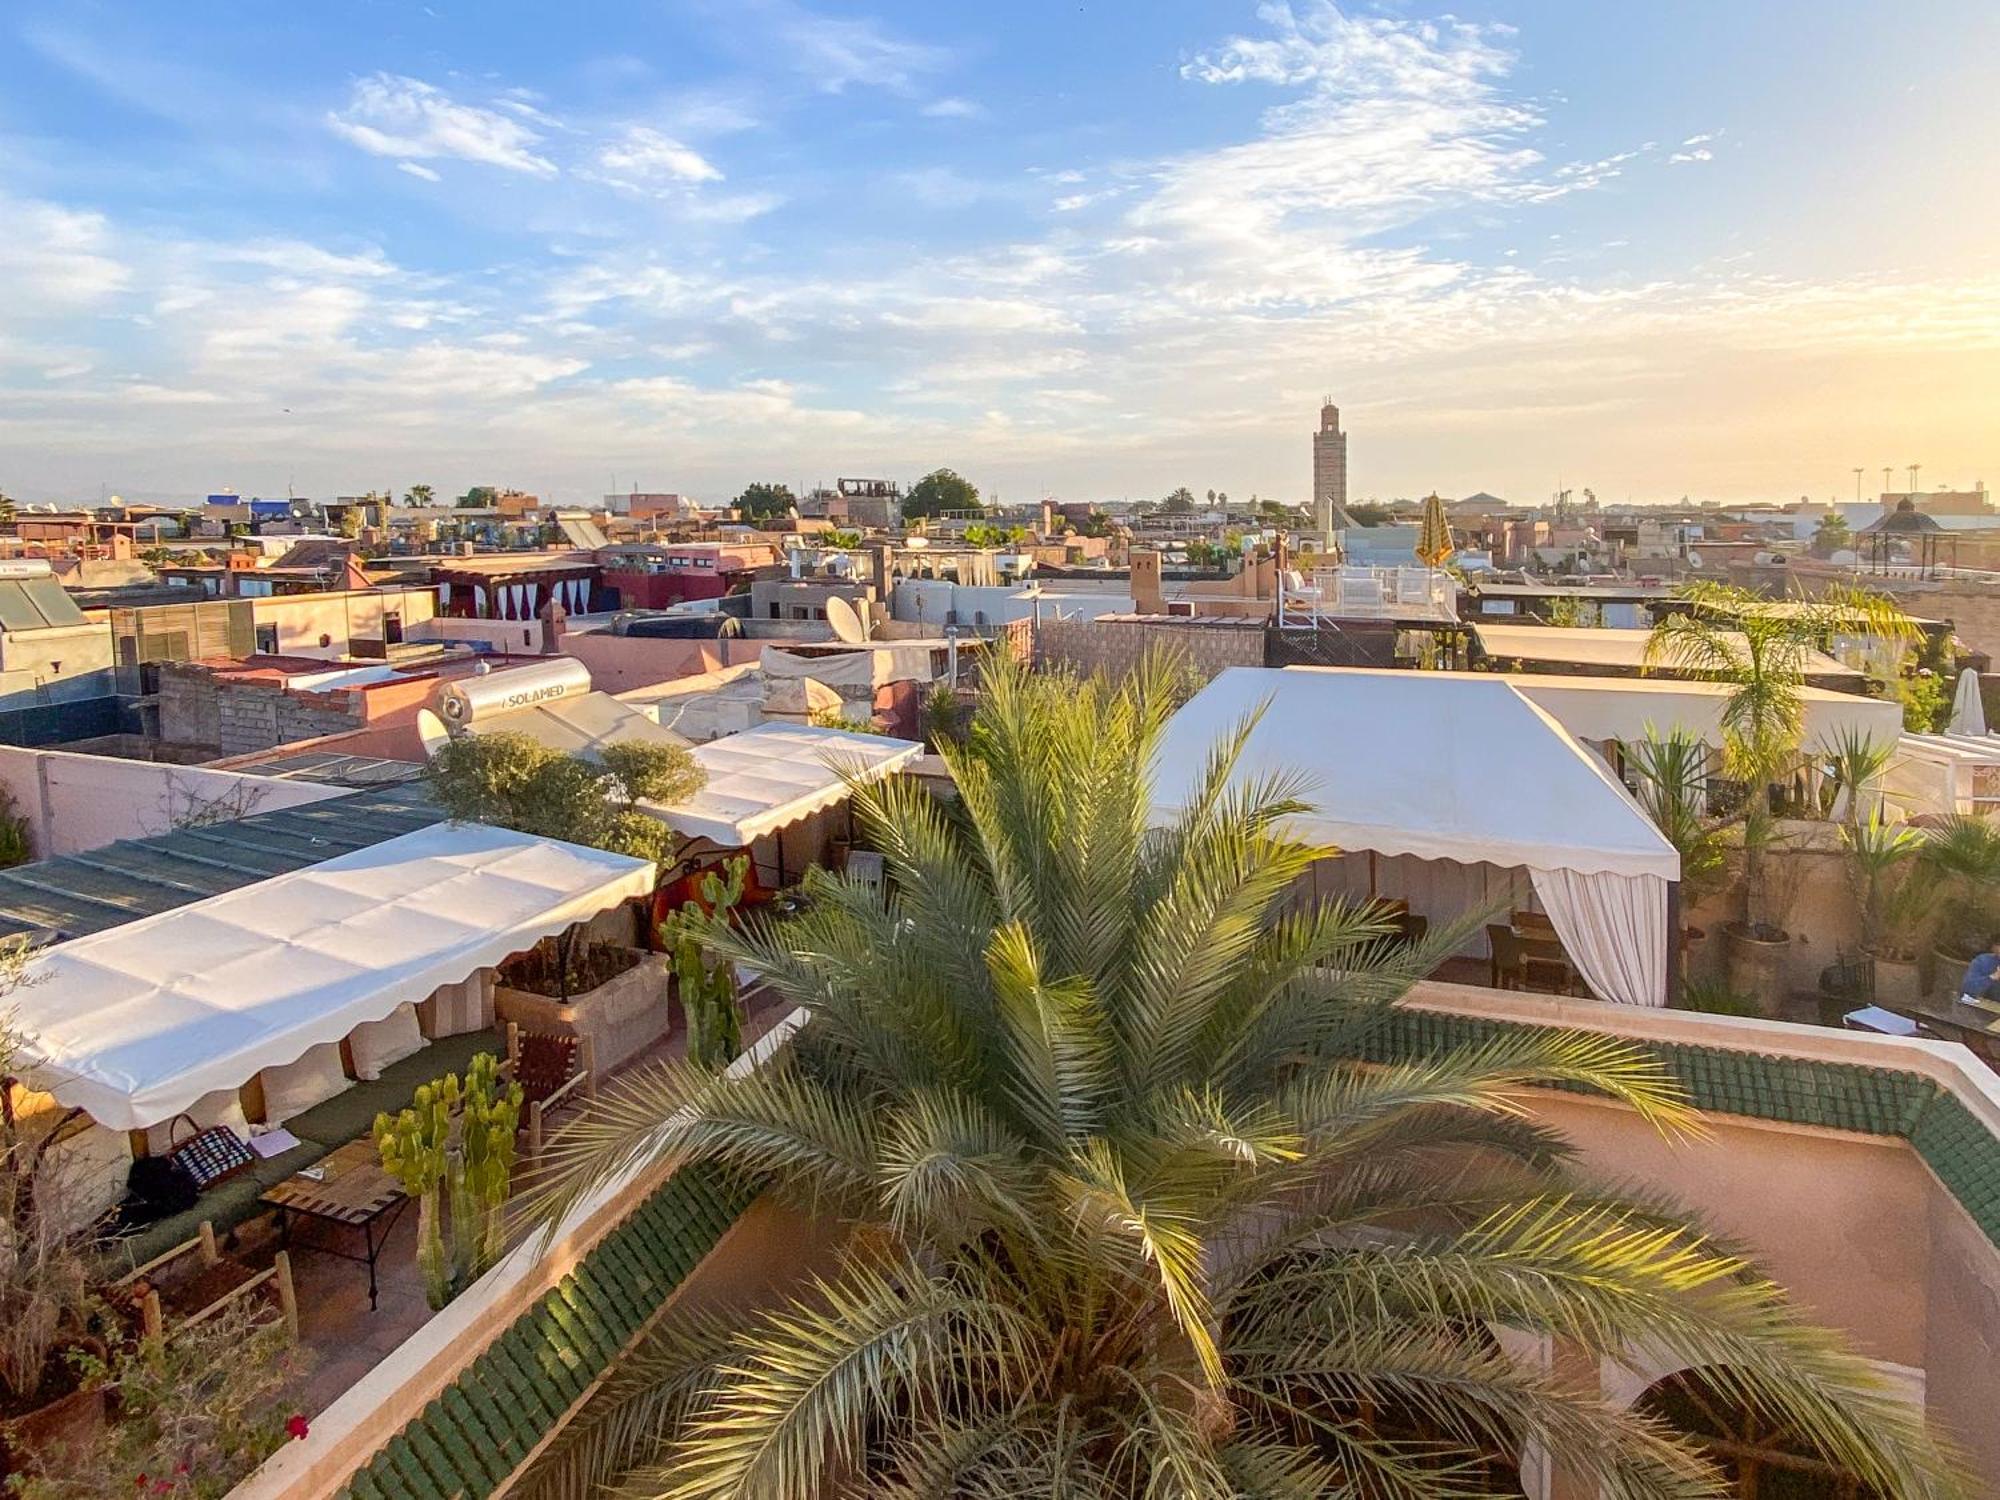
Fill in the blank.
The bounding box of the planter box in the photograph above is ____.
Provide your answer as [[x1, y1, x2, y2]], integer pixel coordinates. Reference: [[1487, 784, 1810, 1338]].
[[495, 952, 675, 1077]]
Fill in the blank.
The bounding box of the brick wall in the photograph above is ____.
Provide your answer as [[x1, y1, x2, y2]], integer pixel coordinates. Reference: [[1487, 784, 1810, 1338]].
[[1035, 614, 1266, 684], [159, 667, 365, 756]]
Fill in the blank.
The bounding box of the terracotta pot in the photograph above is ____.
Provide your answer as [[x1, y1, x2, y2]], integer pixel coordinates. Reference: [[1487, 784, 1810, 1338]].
[[1724, 922, 1790, 1015], [2, 1386, 106, 1477]]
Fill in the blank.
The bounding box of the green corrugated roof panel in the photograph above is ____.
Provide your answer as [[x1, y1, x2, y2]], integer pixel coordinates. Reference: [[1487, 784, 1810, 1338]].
[[340, 1165, 756, 1500], [0, 785, 439, 940]]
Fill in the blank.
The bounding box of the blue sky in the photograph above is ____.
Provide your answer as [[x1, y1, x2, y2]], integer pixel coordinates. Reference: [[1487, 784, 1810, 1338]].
[[2, 0, 1997, 507]]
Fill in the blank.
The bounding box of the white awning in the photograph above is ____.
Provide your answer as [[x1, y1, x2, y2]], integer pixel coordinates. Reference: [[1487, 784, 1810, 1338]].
[[1472, 623, 1864, 684], [1154, 667, 1678, 879], [12, 824, 656, 1131], [1153, 668, 1678, 1006], [649, 722, 924, 846], [1506, 672, 1902, 753]]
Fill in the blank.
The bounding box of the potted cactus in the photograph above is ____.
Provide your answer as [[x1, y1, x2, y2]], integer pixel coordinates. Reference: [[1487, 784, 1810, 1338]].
[[373, 1054, 523, 1310], [656, 856, 748, 1070]]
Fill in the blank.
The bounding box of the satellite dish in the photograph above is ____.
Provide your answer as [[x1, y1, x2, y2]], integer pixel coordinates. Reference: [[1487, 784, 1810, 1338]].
[[1684, 549, 1703, 570], [826, 595, 869, 644], [416, 708, 453, 756]]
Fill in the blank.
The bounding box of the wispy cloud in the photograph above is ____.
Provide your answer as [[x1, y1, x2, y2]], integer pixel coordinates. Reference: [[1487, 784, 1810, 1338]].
[[397, 161, 443, 183], [327, 74, 558, 176], [596, 126, 723, 184], [921, 96, 984, 120], [1670, 148, 1714, 165], [725, 0, 951, 94]]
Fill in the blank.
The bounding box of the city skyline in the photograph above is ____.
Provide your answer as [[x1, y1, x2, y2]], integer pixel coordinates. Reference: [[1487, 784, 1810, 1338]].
[[2, 0, 1997, 507]]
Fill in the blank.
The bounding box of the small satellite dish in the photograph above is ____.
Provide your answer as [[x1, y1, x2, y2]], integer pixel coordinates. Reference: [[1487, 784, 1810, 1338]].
[[416, 708, 453, 756], [1684, 549, 1703, 570], [826, 595, 869, 644]]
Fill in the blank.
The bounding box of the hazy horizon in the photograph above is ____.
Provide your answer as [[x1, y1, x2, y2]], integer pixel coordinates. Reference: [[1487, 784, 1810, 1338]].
[[3, 1, 1996, 510]]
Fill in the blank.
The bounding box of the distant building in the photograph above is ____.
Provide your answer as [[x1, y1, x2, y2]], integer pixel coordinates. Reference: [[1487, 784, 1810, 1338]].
[[1310, 399, 1349, 536], [604, 492, 699, 522], [1881, 486, 1992, 517]]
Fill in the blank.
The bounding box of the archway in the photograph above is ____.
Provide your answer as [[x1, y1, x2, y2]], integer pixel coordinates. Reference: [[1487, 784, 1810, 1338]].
[[1636, 1368, 1880, 1498]]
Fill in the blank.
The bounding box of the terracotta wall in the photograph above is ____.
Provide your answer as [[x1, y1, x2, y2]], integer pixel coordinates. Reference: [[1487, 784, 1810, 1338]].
[[558, 634, 760, 693]]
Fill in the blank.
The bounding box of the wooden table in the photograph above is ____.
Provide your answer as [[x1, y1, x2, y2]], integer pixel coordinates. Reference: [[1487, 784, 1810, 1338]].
[[261, 1138, 408, 1310], [1515, 928, 1579, 995]]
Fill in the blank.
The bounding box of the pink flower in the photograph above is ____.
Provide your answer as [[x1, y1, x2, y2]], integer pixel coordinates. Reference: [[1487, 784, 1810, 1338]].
[[286, 1413, 311, 1441], [152, 1482, 173, 1497]]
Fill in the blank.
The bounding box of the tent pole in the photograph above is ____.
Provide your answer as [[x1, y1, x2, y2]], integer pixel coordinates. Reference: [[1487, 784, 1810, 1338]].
[[1665, 880, 1683, 1003]]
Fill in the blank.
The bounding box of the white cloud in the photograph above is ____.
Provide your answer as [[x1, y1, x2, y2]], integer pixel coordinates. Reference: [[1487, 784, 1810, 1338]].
[[1670, 148, 1714, 165], [736, 0, 950, 94], [327, 73, 558, 176], [397, 161, 443, 182], [597, 126, 723, 184], [921, 96, 984, 119], [1682, 131, 1720, 147], [0, 194, 130, 309]]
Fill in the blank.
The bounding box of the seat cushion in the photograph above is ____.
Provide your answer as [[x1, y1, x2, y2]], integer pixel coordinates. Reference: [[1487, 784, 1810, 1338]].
[[106, 1175, 267, 1274], [287, 1029, 507, 1149], [350, 1004, 427, 1081], [260, 1043, 352, 1124]]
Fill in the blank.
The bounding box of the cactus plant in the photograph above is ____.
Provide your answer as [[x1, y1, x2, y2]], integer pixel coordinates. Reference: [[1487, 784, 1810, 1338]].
[[373, 1054, 522, 1309], [657, 856, 748, 1070]]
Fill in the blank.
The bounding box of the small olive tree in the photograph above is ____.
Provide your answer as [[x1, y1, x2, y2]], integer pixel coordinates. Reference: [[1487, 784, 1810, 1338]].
[[423, 731, 704, 868], [424, 733, 708, 996]]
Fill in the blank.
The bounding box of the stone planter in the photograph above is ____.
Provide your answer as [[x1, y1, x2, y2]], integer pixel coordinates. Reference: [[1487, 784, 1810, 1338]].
[[1723, 923, 1791, 1015], [495, 952, 675, 1077], [1870, 952, 1923, 1009], [1933, 946, 1979, 1003]]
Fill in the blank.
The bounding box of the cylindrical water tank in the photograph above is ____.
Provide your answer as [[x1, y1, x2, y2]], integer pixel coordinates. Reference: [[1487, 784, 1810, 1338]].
[[432, 657, 591, 728]]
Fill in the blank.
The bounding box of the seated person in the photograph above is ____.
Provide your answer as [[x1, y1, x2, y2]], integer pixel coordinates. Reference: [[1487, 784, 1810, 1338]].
[[1959, 936, 2000, 1006]]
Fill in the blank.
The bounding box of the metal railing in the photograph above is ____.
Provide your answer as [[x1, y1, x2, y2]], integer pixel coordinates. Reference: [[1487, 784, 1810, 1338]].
[[1277, 566, 1459, 625]]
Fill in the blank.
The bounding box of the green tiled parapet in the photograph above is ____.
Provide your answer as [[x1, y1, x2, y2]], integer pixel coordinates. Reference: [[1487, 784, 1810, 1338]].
[[1361, 1005, 2000, 1250], [340, 1164, 756, 1500]]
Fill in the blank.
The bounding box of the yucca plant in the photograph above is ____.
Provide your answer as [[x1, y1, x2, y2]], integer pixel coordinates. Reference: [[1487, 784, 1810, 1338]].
[[522, 655, 1966, 1500], [1816, 726, 1898, 827]]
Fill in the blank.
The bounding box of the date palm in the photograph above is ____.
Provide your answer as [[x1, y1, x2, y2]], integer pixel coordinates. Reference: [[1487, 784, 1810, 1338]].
[[524, 656, 1963, 1500], [1645, 582, 1915, 936]]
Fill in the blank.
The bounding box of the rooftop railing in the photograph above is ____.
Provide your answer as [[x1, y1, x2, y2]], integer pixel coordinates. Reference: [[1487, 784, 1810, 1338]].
[[1277, 564, 1459, 625]]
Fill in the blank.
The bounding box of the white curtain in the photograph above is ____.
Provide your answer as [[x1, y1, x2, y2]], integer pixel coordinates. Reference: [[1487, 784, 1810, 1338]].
[[435, 582, 449, 609], [1529, 867, 1669, 1007]]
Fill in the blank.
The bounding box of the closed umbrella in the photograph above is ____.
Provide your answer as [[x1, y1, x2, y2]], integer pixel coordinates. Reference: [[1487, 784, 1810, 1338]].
[[1949, 667, 1988, 736], [1416, 492, 1454, 568]]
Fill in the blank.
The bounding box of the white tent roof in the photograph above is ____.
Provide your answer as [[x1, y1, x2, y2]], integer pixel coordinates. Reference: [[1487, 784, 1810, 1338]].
[[1506, 672, 1901, 752], [1472, 623, 1864, 684], [650, 722, 924, 846], [1152, 667, 1678, 880], [12, 823, 656, 1131]]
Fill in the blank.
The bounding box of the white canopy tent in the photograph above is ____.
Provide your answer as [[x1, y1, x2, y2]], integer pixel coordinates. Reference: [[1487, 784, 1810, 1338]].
[[1504, 672, 1901, 754], [1472, 623, 1866, 687], [11, 823, 656, 1131], [1152, 667, 1680, 1007], [649, 722, 925, 847]]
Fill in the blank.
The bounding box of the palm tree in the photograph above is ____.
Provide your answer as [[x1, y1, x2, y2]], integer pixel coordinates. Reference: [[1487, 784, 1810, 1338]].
[[524, 657, 1964, 1500], [404, 483, 435, 507], [1645, 582, 1914, 940]]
